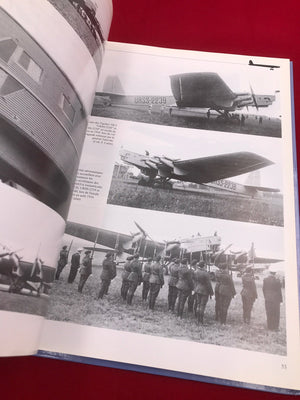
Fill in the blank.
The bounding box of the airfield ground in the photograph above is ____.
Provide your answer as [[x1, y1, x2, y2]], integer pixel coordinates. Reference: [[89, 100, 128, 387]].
[[0, 287, 48, 316], [92, 104, 282, 137], [47, 266, 286, 356], [107, 180, 284, 226]]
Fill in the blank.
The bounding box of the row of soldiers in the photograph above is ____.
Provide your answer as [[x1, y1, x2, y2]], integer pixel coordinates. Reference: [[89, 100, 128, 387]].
[[56, 247, 283, 330]]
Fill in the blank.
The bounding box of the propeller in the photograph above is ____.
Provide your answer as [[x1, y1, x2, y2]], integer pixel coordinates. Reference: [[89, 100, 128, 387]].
[[214, 243, 233, 264], [249, 84, 259, 111], [134, 221, 155, 242]]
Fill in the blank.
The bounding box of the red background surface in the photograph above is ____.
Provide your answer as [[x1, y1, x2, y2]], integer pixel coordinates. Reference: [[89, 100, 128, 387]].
[[1, 1, 299, 399]]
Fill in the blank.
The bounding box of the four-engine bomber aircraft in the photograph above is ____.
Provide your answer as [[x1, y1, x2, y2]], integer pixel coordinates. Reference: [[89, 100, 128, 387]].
[[65, 221, 282, 271], [97, 72, 275, 117], [66, 221, 182, 259], [66, 221, 222, 261], [169, 72, 275, 115], [119, 149, 279, 196]]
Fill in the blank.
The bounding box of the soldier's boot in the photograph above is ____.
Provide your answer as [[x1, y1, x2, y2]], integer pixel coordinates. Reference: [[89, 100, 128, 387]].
[[199, 312, 204, 324], [127, 293, 133, 305], [142, 288, 146, 301], [149, 298, 153, 310]]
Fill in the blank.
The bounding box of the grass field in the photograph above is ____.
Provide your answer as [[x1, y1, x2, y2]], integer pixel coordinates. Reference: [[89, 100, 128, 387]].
[[107, 180, 283, 226], [0, 289, 48, 316], [47, 265, 286, 355], [92, 105, 281, 138]]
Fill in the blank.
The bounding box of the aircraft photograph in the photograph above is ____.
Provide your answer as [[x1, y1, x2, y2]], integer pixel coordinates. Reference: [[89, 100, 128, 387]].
[[64, 220, 283, 279], [106, 123, 283, 226], [0, 183, 64, 316], [46, 0, 111, 72], [46, 205, 286, 355], [93, 46, 282, 137]]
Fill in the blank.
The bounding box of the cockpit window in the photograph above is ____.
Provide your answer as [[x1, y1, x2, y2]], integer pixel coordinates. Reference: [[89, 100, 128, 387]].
[[18, 50, 43, 82], [60, 94, 75, 123], [0, 38, 17, 63], [0, 69, 23, 96]]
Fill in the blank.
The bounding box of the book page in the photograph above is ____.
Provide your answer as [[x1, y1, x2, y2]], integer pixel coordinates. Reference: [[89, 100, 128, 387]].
[[0, 0, 112, 356], [41, 43, 300, 392]]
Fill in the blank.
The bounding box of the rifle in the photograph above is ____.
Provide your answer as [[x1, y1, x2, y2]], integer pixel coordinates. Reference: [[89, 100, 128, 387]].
[[31, 243, 41, 277], [91, 231, 100, 259], [67, 240, 73, 260]]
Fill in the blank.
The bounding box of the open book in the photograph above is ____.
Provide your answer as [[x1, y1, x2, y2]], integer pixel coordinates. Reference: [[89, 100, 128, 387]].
[[0, 0, 299, 394]]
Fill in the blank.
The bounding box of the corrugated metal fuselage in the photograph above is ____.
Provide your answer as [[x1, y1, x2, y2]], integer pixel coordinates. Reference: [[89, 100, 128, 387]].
[[0, 8, 88, 218]]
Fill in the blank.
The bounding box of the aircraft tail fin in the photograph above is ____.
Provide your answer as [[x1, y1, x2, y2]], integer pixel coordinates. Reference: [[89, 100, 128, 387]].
[[245, 170, 261, 187], [244, 170, 280, 193], [102, 75, 125, 94], [247, 243, 256, 263]]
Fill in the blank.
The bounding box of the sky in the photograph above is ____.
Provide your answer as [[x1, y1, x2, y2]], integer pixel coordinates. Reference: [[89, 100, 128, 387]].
[[0, 184, 65, 266]]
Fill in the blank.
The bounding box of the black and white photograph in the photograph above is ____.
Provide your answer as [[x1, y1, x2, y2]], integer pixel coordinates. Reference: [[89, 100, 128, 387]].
[[106, 123, 283, 226], [47, 205, 286, 355], [47, 0, 112, 71], [93, 45, 282, 137], [0, 183, 64, 316], [0, 4, 91, 218]]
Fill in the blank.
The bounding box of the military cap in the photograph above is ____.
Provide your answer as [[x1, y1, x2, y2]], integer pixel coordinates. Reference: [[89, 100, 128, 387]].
[[269, 265, 277, 274]]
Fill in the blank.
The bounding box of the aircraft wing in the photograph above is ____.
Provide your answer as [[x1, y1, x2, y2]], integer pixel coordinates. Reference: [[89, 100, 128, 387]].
[[172, 152, 274, 183], [65, 221, 165, 258], [170, 72, 236, 108], [83, 246, 118, 253], [253, 256, 283, 264], [66, 221, 134, 250]]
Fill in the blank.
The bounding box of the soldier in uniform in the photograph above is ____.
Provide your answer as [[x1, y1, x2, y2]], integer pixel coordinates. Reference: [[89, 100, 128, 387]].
[[67, 248, 82, 283], [263, 268, 283, 331], [193, 261, 214, 324], [142, 257, 152, 301], [148, 255, 164, 310], [120, 256, 133, 300], [55, 245, 68, 279], [240, 266, 257, 324], [98, 252, 117, 299], [215, 263, 236, 324], [78, 250, 93, 293], [167, 258, 180, 311], [176, 258, 193, 318], [126, 253, 142, 305]]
